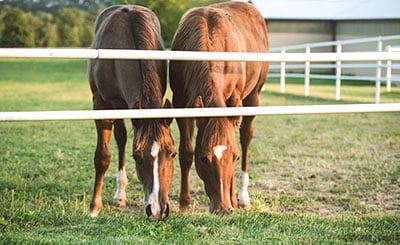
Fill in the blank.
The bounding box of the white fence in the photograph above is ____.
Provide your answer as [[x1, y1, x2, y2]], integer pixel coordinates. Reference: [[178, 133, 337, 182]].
[[1, 104, 400, 122], [1, 47, 400, 121], [269, 35, 400, 103]]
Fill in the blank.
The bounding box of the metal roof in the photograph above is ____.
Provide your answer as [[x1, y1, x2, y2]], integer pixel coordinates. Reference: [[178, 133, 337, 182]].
[[251, 0, 400, 20]]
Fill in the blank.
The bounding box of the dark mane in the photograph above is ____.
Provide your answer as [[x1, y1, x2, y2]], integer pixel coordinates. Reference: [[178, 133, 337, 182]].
[[171, 7, 229, 108], [134, 120, 169, 151], [124, 6, 166, 108]]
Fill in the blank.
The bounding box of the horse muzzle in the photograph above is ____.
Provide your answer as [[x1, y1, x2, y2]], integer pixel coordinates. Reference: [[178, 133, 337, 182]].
[[211, 206, 234, 216], [209, 200, 234, 216], [146, 203, 170, 221]]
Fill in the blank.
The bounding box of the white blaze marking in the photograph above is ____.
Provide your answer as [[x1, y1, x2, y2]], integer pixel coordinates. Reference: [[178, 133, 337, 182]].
[[238, 171, 251, 207], [220, 178, 224, 195], [148, 141, 161, 216], [213, 145, 227, 160], [114, 166, 127, 201]]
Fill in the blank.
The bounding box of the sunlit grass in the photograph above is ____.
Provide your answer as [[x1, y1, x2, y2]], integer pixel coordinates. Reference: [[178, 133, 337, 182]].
[[265, 77, 400, 104], [0, 59, 399, 243]]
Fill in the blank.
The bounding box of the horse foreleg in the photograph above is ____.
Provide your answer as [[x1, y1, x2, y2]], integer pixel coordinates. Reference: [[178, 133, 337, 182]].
[[176, 117, 195, 213], [113, 119, 128, 208], [238, 115, 255, 208], [90, 119, 113, 217]]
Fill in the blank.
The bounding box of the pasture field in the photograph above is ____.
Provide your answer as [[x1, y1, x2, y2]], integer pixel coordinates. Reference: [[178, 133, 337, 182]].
[[0, 59, 399, 244]]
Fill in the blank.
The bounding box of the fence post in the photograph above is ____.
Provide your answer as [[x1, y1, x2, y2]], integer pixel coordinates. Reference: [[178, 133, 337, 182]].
[[305, 44, 310, 97], [386, 45, 392, 92], [280, 49, 286, 93], [375, 37, 383, 104], [336, 41, 342, 100]]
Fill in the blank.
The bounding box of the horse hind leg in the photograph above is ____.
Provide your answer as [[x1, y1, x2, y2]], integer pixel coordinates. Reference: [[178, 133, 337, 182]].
[[238, 115, 255, 208], [90, 119, 114, 217], [113, 119, 128, 208]]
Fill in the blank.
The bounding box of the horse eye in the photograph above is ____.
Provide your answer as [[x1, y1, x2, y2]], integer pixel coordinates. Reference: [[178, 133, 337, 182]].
[[171, 152, 177, 159]]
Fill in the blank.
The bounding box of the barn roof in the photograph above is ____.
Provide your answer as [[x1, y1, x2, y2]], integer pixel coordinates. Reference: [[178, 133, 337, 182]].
[[251, 0, 400, 20]]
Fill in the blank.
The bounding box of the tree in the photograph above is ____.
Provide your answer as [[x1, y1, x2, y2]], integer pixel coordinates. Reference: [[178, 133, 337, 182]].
[[33, 12, 59, 47], [0, 6, 34, 47], [0, 0, 114, 12], [54, 7, 85, 47], [80, 5, 106, 47]]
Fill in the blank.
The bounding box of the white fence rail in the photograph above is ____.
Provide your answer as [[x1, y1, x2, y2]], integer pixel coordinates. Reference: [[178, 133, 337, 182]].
[[1, 47, 400, 122], [1, 48, 400, 62], [1, 104, 400, 122], [269, 35, 400, 103]]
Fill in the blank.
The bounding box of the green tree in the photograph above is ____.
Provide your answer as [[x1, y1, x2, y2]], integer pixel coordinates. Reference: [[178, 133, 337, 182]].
[[80, 5, 106, 47], [0, 6, 34, 47], [54, 7, 85, 47], [34, 12, 59, 47]]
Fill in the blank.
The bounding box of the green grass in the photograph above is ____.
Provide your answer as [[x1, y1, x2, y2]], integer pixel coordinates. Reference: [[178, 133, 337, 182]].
[[0, 59, 399, 244]]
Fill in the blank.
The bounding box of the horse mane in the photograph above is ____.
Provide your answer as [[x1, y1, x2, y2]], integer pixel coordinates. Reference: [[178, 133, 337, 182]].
[[123, 6, 166, 108], [134, 119, 169, 151], [172, 7, 229, 107], [118, 6, 168, 151], [198, 117, 238, 153]]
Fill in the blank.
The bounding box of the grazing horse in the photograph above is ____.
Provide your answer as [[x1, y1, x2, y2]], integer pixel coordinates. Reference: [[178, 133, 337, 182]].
[[88, 5, 176, 220], [169, 1, 269, 215]]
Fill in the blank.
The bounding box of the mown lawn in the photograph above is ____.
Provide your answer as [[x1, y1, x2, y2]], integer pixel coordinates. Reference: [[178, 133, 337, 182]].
[[0, 59, 399, 244]]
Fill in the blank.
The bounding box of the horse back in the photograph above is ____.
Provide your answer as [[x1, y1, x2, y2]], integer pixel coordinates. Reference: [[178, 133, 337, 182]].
[[88, 5, 166, 109], [211, 2, 269, 99], [170, 2, 268, 108]]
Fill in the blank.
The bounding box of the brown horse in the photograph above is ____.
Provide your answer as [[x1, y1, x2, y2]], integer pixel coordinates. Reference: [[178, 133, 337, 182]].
[[169, 1, 269, 215], [88, 5, 176, 220]]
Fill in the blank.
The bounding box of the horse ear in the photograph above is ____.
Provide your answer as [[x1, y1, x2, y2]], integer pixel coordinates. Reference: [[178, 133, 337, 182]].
[[132, 101, 142, 129], [226, 92, 241, 107], [194, 96, 204, 108], [133, 101, 141, 109], [164, 99, 173, 109], [230, 116, 241, 127], [193, 96, 205, 127], [227, 93, 241, 127], [162, 99, 173, 126]]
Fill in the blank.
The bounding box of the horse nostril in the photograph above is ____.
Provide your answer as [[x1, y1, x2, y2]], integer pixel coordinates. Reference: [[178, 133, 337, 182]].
[[162, 203, 170, 219], [146, 204, 152, 217]]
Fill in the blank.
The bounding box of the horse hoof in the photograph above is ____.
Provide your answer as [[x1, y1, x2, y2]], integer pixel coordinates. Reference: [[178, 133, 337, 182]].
[[238, 199, 251, 209], [113, 198, 126, 207], [89, 210, 99, 218], [179, 204, 190, 214]]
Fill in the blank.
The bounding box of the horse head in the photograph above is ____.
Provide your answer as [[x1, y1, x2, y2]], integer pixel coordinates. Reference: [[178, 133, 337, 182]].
[[193, 96, 240, 215], [132, 100, 176, 220]]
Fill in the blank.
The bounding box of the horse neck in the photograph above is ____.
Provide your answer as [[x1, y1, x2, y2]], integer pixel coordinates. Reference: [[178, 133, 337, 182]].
[[140, 75, 165, 109]]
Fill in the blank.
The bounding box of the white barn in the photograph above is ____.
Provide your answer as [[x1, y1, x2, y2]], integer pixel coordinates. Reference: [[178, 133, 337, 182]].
[[251, 0, 400, 49], [250, 0, 400, 79]]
